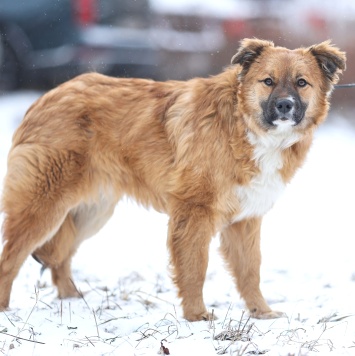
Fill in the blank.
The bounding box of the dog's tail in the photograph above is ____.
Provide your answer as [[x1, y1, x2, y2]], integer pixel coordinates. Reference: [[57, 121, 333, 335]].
[[31, 253, 47, 276]]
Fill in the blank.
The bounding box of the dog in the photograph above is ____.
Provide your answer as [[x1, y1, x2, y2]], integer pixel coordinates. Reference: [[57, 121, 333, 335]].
[[0, 39, 345, 321]]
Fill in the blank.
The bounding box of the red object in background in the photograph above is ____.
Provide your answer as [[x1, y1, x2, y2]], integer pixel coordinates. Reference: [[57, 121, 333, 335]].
[[73, 0, 97, 25], [307, 11, 327, 31], [223, 19, 249, 39]]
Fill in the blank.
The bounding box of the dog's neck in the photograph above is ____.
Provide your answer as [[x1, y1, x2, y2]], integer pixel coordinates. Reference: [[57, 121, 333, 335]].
[[246, 127, 302, 152]]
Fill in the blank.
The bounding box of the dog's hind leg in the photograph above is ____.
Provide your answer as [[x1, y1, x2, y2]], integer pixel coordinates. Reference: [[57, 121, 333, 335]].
[[220, 218, 284, 319], [0, 145, 86, 310], [32, 213, 80, 298], [0, 198, 74, 310], [33, 198, 117, 299]]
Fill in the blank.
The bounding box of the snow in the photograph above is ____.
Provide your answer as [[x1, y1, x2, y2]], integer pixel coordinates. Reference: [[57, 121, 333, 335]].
[[0, 91, 355, 355]]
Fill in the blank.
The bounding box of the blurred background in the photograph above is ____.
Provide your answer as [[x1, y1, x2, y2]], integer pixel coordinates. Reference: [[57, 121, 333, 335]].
[[0, 0, 354, 109]]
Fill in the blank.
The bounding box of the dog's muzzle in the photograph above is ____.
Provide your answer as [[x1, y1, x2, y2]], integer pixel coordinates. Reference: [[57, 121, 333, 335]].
[[273, 98, 296, 126], [263, 96, 305, 127]]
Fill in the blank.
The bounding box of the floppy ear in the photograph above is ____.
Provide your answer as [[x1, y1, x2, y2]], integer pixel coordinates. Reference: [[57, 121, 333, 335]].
[[308, 41, 346, 84], [231, 38, 274, 75]]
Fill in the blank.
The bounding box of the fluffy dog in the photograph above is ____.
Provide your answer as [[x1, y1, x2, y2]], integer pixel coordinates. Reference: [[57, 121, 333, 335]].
[[0, 39, 345, 321]]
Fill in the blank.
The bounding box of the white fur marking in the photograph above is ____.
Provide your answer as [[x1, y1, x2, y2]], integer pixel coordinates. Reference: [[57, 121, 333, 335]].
[[233, 129, 301, 222], [273, 119, 295, 128], [72, 188, 117, 242]]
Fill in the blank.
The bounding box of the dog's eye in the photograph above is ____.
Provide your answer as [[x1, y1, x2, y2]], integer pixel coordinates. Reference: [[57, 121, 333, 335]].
[[297, 78, 307, 87], [263, 78, 273, 86]]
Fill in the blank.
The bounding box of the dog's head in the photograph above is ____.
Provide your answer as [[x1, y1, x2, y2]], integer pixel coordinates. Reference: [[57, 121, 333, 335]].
[[231, 38, 346, 135]]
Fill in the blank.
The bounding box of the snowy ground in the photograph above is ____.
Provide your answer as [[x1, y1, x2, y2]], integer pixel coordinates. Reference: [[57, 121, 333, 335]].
[[0, 91, 355, 355]]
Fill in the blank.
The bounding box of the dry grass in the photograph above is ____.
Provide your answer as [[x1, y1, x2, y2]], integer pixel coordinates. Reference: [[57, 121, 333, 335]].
[[1, 272, 354, 355]]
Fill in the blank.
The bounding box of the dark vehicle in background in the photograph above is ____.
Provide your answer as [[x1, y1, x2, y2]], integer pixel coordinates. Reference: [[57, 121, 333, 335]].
[[0, 0, 227, 91], [0, 0, 162, 91]]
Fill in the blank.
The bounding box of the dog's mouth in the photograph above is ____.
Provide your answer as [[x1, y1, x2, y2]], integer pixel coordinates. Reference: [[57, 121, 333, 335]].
[[273, 118, 296, 126], [271, 115, 303, 127], [264, 113, 304, 129]]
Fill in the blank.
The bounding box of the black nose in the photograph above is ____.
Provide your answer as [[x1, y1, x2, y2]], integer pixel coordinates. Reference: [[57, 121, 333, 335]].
[[276, 99, 294, 114]]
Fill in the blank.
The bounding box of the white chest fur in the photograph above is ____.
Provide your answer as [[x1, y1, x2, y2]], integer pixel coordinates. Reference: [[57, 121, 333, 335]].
[[233, 129, 300, 222]]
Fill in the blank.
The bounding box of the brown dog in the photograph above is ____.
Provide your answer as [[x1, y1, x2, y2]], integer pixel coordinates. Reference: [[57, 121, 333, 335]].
[[0, 39, 345, 321]]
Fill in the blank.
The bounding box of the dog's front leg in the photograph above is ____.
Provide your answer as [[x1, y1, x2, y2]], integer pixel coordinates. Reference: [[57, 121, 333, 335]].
[[167, 201, 216, 321], [220, 217, 284, 319]]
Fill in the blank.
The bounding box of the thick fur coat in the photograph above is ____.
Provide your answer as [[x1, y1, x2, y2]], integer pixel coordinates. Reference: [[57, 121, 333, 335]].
[[0, 39, 346, 320]]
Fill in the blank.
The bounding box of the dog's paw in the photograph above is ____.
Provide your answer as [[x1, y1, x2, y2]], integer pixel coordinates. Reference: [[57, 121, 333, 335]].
[[57, 285, 82, 299], [250, 309, 286, 319], [0, 295, 10, 312], [0, 305, 9, 312], [202, 310, 218, 321], [184, 310, 218, 322]]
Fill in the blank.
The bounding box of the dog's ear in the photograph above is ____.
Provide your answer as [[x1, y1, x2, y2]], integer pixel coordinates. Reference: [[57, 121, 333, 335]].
[[231, 38, 274, 75], [308, 41, 346, 84]]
